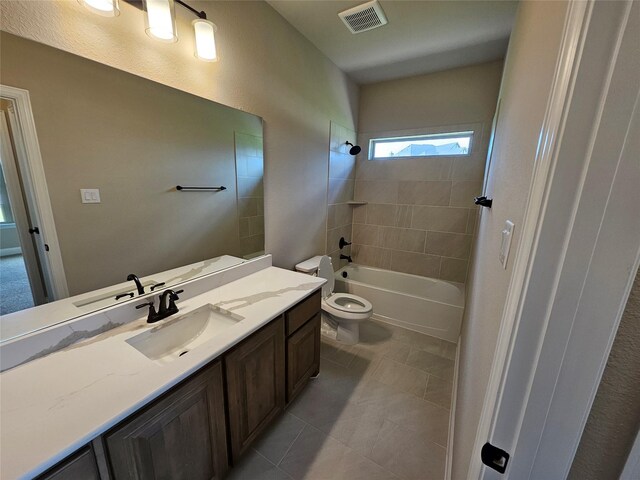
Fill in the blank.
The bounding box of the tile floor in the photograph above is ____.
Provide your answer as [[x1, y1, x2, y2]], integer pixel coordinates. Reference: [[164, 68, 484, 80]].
[[228, 319, 456, 480]]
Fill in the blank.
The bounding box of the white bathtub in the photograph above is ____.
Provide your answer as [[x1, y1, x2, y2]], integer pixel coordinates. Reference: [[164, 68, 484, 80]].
[[334, 264, 464, 343]]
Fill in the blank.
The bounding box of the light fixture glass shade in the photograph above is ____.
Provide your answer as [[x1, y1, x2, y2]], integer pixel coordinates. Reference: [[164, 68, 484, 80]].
[[192, 19, 218, 62], [78, 0, 119, 17], [143, 0, 178, 42]]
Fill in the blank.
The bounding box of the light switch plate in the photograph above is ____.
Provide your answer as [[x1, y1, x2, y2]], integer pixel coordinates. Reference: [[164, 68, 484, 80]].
[[80, 188, 101, 204], [500, 220, 515, 269]]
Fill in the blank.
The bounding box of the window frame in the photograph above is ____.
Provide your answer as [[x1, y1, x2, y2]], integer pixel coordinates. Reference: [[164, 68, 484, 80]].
[[368, 130, 475, 160]]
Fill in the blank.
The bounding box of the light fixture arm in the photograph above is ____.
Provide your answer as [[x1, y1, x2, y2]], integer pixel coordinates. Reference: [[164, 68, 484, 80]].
[[174, 0, 206, 19], [123, 0, 206, 19]]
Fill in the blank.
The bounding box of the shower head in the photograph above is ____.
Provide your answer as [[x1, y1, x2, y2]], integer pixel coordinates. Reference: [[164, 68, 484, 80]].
[[345, 141, 361, 156]]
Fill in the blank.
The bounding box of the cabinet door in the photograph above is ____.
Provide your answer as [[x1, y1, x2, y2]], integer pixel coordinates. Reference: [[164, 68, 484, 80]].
[[105, 361, 228, 480], [37, 446, 100, 480], [225, 317, 285, 463], [287, 313, 320, 403]]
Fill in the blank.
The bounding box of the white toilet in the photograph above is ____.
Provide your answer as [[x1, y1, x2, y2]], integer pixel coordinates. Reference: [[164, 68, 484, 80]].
[[295, 255, 372, 345]]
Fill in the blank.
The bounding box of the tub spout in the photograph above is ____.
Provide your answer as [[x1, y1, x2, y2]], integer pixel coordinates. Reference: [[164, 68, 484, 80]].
[[340, 254, 353, 263]]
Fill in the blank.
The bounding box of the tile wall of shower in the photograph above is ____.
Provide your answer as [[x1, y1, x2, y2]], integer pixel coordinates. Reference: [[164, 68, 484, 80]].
[[350, 125, 484, 283], [348, 60, 503, 283], [326, 121, 357, 270]]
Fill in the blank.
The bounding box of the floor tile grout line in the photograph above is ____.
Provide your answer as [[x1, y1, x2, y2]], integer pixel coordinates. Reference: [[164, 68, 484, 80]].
[[251, 447, 278, 467], [250, 447, 295, 479], [363, 421, 410, 480], [276, 422, 307, 468], [384, 417, 449, 452], [424, 373, 431, 401]]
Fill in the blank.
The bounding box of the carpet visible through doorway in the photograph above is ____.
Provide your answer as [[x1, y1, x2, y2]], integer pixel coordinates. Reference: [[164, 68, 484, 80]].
[[0, 254, 34, 315]]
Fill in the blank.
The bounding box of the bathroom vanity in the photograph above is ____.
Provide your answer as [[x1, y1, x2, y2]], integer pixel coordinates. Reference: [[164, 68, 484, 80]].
[[0, 257, 324, 479]]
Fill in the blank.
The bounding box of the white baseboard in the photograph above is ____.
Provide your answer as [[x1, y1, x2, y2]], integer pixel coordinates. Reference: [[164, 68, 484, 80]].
[[446, 335, 461, 480], [0, 247, 21, 257]]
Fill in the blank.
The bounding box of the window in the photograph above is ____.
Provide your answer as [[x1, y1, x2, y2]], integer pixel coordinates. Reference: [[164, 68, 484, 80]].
[[369, 131, 474, 159]]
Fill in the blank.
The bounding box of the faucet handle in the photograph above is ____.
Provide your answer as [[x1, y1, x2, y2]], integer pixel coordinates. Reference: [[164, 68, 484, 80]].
[[150, 282, 166, 291], [136, 301, 155, 310]]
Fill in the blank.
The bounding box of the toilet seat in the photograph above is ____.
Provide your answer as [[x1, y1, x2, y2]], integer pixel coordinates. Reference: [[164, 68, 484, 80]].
[[324, 293, 372, 314], [295, 255, 373, 344], [322, 293, 372, 322]]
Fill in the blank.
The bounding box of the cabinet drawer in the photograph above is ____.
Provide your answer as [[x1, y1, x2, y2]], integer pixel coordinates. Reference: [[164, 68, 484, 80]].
[[287, 312, 321, 403], [37, 446, 100, 480], [286, 290, 321, 336]]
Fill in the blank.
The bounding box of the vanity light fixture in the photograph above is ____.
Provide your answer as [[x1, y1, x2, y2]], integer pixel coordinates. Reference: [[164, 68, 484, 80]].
[[192, 18, 217, 62], [79, 0, 120, 17], [143, 0, 177, 42], [81, 0, 218, 62]]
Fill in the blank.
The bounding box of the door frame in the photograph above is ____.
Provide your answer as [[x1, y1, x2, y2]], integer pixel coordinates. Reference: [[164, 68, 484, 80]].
[[0, 111, 47, 305], [0, 85, 68, 300], [468, 0, 639, 478]]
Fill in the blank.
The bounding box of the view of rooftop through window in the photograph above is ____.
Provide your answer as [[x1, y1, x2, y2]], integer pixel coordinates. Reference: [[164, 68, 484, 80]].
[[370, 131, 474, 159]]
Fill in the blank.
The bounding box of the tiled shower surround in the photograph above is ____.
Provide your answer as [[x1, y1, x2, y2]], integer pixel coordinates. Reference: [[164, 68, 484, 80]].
[[349, 123, 487, 283], [326, 122, 357, 270], [235, 132, 265, 258]]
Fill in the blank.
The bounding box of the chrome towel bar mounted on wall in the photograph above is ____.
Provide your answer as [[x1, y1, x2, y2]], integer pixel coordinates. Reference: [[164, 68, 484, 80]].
[[176, 185, 226, 192]]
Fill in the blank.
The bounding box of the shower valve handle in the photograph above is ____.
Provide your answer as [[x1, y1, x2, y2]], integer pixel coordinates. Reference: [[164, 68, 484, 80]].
[[339, 237, 352, 249]]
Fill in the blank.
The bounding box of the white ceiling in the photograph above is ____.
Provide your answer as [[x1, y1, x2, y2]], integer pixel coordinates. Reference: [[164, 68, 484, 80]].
[[267, 0, 518, 84]]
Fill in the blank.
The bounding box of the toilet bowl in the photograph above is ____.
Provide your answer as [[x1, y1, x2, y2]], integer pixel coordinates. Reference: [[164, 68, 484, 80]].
[[295, 256, 372, 345]]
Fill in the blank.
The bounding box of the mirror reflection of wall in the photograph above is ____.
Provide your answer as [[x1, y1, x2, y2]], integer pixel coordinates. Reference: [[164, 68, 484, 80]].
[[235, 133, 265, 259], [0, 32, 264, 298]]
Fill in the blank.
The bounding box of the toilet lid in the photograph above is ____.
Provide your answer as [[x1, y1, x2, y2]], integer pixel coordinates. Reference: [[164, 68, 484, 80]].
[[318, 256, 335, 298], [325, 293, 372, 313]]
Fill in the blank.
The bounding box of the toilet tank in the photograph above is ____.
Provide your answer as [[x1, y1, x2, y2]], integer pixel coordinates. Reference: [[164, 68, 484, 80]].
[[295, 256, 334, 298], [295, 256, 323, 274]]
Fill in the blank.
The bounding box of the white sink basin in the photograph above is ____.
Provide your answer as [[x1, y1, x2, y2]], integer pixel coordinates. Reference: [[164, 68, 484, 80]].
[[126, 304, 243, 364]]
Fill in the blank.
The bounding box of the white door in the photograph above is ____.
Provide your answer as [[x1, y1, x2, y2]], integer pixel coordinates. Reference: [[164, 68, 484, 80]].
[[0, 110, 48, 309], [476, 1, 639, 479]]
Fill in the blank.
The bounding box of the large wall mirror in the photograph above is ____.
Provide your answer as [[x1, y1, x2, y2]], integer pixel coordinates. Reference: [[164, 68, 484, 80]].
[[0, 32, 264, 335]]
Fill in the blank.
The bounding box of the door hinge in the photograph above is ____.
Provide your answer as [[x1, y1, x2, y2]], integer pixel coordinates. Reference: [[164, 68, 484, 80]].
[[481, 442, 510, 474], [28, 226, 40, 235]]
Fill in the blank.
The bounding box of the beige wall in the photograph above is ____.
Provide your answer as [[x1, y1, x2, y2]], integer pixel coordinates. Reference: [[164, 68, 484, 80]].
[[452, 2, 570, 478], [0, 0, 358, 273], [326, 121, 355, 270], [352, 61, 503, 282], [569, 268, 640, 480], [1, 32, 262, 295]]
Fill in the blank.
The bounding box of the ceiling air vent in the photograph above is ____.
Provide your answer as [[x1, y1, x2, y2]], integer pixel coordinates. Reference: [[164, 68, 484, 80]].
[[339, 0, 388, 34]]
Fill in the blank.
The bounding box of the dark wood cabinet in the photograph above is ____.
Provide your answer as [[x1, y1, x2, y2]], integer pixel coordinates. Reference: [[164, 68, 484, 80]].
[[285, 290, 320, 336], [39, 290, 322, 480], [105, 361, 228, 480], [37, 446, 100, 480], [285, 292, 322, 405], [225, 317, 285, 464], [287, 312, 321, 403]]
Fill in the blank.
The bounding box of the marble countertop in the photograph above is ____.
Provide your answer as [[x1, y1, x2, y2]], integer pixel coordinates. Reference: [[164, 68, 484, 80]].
[[0, 266, 324, 480], [0, 255, 246, 343]]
